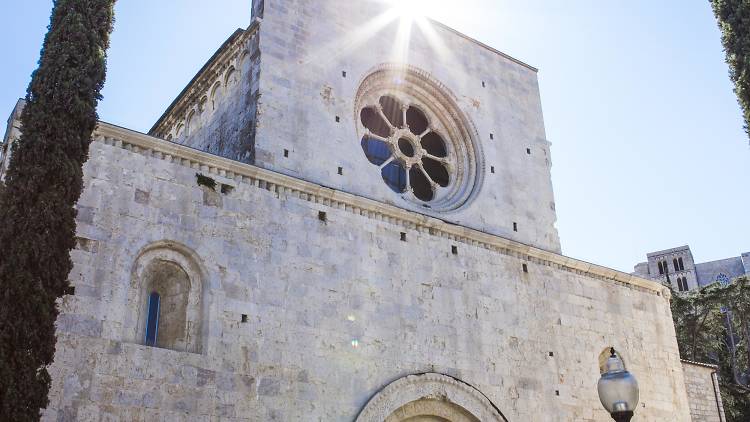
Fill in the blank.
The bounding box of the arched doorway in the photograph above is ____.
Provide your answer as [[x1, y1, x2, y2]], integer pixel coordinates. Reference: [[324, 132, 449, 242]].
[[356, 373, 508, 422]]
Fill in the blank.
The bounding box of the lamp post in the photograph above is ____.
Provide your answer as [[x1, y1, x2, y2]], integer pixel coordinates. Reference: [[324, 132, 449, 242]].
[[598, 348, 639, 422]]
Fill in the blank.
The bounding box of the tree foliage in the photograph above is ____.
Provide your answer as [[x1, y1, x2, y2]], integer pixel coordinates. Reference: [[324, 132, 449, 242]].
[[0, 1, 114, 420], [671, 277, 750, 421], [710, 0, 750, 140]]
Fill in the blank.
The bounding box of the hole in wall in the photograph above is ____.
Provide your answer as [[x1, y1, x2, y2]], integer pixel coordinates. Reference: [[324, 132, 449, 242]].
[[284, 149, 289, 158], [400, 232, 407, 242], [196, 173, 217, 190], [241, 314, 248, 323], [513, 222, 518, 232], [523, 263, 528, 273], [451, 245, 458, 255], [318, 211, 327, 222]]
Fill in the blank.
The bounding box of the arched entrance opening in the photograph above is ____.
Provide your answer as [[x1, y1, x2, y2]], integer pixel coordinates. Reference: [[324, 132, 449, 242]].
[[356, 373, 508, 422]]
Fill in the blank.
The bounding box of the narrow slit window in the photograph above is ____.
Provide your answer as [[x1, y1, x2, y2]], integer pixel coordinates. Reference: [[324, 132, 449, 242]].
[[144, 291, 161, 346], [513, 222, 518, 232], [678, 257, 685, 271], [283, 149, 289, 158], [658, 261, 664, 275], [523, 263, 528, 273], [400, 232, 407, 242], [673, 258, 679, 272], [451, 245, 458, 255]]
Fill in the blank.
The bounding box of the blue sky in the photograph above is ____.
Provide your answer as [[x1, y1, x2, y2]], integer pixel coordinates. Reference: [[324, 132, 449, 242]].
[[1, 1, 747, 272]]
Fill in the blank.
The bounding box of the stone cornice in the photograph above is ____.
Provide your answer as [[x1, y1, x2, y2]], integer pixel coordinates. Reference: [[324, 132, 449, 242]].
[[95, 121, 668, 297], [681, 359, 719, 370]]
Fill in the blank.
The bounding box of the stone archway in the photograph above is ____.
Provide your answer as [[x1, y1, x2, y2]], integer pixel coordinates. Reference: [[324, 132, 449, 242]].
[[356, 373, 508, 422]]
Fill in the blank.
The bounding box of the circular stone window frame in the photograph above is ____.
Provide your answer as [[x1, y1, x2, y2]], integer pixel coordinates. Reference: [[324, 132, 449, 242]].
[[355, 373, 508, 422], [354, 64, 485, 213]]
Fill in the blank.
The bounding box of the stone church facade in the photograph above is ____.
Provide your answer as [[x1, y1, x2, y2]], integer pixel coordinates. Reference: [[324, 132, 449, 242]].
[[1, 1, 703, 420]]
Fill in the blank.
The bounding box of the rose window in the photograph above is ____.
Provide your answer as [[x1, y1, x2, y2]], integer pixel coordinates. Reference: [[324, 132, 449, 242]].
[[359, 95, 452, 202], [355, 65, 484, 212]]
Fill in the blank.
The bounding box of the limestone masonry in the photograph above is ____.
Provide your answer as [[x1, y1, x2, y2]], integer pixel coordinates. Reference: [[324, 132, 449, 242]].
[[0, 0, 709, 420]]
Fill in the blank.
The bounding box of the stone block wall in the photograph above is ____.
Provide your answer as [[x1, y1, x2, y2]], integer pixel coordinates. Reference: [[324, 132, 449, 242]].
[[681, 361, 725, 422], [40, 123, 691, 421], [149, 25, 261, 164]]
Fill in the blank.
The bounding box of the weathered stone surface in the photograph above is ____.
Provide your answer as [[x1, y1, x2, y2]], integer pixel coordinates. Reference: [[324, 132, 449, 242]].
[[28, 129, 692, 421], [681, 361, 726, 422]]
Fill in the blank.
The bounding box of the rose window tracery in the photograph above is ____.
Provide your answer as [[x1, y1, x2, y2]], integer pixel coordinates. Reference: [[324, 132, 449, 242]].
[[360, 95, 452, 202], [355, 65, 484, 212]]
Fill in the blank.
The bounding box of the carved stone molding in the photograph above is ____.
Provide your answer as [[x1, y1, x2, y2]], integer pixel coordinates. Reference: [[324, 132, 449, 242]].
[[355, 373, 507, 422]]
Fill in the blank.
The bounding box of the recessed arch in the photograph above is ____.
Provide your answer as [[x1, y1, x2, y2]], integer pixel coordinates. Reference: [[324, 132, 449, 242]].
[[356, 373, 507, 422], [129, 241, 208, 354], [210, 81, 223, 110]]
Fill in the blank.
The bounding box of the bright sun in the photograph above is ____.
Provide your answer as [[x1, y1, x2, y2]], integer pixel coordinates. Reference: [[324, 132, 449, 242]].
[[388, 0, 434, 21]]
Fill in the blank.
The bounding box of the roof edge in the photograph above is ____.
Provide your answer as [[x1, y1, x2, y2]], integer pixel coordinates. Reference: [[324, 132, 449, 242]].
[[427, 18, 538, 73], [148, 23, 258, 135]]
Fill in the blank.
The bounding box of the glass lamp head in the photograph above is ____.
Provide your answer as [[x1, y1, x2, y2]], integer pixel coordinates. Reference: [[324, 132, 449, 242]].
[[597, 348, 639, 414]]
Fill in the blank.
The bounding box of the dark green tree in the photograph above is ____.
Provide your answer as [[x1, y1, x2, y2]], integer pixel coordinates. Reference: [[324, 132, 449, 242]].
[[710, 0, 750, 140], [670, 277, 750, 421], [0, 1, 115, 420]]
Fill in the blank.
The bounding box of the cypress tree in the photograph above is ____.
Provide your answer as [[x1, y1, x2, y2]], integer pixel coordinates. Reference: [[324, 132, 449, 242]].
[[0, 1, 115, 420], [710, 0, 750, 141]]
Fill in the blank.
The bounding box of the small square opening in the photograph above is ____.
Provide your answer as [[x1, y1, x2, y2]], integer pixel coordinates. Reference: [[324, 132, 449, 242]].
[[490, 133, 494, 140], [490, 166, 495, 174], [549, 351, 554, 357], [451, 245, 458, 255], [522, 263, 528, 273], [241, 314, 248, 323], [283, 149, 289, 158], [555, 390, 560, 396], [482, 81, 486, 88], [400, 232, 407, 242], [342, 70, 347, 78], [335, 116, 340, 123], [337, 166, 343, 175], [318, 211, 327, 222], [64, 286, 75, 296], [526, 148, 531, 155]]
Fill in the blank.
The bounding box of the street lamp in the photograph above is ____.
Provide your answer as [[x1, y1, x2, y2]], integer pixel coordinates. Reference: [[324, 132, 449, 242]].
[[598, 348, 639, 422]]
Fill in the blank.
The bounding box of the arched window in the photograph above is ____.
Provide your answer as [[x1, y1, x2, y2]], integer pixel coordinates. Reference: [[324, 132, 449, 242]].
[[131, 242, 205, 353], [673, 258, 679, 272], [677, 277, 689, 292], [144, 291, 160, 346], [678, 257, 685, 271], [658, 261, 664, 275]]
